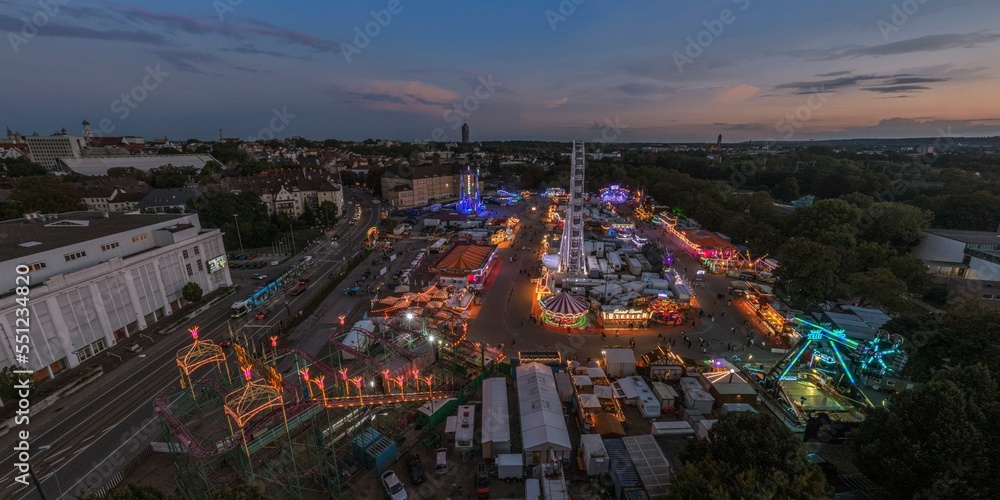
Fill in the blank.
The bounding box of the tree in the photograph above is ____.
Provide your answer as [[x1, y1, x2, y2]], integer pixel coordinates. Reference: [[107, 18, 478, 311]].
[[210, 484, 269, 499], [887, 255, 931, 296], [147, 165, 198, 188], [772, 176, 800, 202], [78, 484, 175, 499], [0, 365, 34, 401], [857, 202, 930, 251], [9, 176, 86, 213], [775, 238, 842, 308], [847, 267, 908, 312], [182, 282, 203, 303], [670, 412, 832, 499], [1, 157, 47, 177], [901, 302, 1000, 379], [318, 200, 339, 226], [850, 365, 1000, 499], [200, 160, 223, 177], [786, 198, 861, 249]]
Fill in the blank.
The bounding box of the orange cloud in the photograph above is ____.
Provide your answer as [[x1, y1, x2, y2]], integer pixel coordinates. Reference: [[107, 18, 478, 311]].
[[715, 84, 760, 103]]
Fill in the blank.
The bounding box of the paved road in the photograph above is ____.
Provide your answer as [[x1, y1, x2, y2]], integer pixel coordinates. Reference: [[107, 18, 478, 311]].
[[466, 201, 787, 370], [0, 188, 382, 500]]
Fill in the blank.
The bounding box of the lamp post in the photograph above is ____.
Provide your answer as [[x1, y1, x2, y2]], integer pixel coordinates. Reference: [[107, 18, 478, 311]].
[[728, 368, 735, 384], [233, 214, 245, 257]]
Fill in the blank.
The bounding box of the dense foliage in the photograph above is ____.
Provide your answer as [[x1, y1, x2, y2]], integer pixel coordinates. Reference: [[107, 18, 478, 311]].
[[669, 412, 832, 499], [850, 365, 1000, 499]]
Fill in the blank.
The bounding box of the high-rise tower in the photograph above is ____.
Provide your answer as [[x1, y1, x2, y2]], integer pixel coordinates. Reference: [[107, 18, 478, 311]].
[[82, 120, 93, 140], [461, 122, 470, 145], [559, 141, 586, 277]]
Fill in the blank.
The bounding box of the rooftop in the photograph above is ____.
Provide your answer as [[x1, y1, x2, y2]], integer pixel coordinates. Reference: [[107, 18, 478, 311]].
[[0, 211, 191, 262], [431, 243, 496, 273], [622, 435, 671, 498], [55, 154, 219, 176], [924, 228, 1000, 246]]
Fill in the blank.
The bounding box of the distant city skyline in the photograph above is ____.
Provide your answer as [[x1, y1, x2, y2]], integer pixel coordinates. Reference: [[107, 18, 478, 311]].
[[3, 0, 1000, 142]]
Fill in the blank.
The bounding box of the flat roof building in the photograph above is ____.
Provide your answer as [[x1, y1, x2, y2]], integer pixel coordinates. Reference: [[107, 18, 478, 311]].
[[54, 154, 220, 176], [516, 362, 571, 465], [26, 133, 87, 170], [0, 212, 232, 379]]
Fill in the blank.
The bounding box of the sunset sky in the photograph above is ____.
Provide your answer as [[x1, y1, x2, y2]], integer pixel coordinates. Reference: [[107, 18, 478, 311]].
[[3, 0, 999, 142]]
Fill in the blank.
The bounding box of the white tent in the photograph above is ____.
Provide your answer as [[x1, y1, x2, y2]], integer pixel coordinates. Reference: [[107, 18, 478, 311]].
[[516, 363, 571, 465], [482, 377, 511, 458], [578, 393, 601, 409]]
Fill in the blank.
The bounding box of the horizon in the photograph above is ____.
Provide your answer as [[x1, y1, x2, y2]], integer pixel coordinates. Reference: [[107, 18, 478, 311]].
[[4, 1, 1000, 142]]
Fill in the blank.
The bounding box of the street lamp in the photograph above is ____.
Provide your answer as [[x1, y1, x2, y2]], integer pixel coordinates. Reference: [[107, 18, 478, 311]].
[[728, 368, 735, 384], [233, 214, 245, 257]]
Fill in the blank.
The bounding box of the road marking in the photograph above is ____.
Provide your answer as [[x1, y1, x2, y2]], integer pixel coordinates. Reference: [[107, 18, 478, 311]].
[[59, 417, 158, 498], [1, 194, 376, 495]]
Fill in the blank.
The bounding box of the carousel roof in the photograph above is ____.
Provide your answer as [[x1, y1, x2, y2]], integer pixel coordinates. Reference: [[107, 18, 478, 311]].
[[541, 292, 589, 315]]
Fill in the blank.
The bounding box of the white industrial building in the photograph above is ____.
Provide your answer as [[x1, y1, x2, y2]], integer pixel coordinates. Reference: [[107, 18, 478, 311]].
[[54, 154, 220, 176], [516, 363, 572, 465], [482, 377, 511, 458], [0, 212, 232, 380], [26, 133, 87, 170], [913, 228, 1000, 305]]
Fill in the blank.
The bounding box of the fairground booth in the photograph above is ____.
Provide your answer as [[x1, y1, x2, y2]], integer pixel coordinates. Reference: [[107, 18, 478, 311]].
[[429, 244, 498, 289]]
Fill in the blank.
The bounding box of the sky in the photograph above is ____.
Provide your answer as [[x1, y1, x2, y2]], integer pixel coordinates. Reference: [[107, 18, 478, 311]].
[[2, 0, 1000, 143]]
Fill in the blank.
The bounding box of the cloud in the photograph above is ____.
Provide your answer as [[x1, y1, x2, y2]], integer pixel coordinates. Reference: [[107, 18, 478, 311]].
[[862, 85, 931, 94], [118, 5, 337, 51], [152, 48, 263, 74], [545, 97, 570, 109], [829, 117, 1000, 138], [790, 33, 1000, 60], [776, 73, 948, 95], [0, 14, 168, 45], [714, 84, 759, 103], [343, 80, 461, 114], [815, 70, 853, 77]]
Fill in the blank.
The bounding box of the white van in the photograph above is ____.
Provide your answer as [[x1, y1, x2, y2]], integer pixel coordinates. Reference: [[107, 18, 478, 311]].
[[435, 448, 449, 475]]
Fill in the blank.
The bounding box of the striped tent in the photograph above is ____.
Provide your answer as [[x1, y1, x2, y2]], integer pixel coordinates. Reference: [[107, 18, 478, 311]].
[[541, 292, 589, 317]]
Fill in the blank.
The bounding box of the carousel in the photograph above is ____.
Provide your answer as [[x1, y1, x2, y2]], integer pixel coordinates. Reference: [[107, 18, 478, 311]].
[[539, 291, 590, 329]]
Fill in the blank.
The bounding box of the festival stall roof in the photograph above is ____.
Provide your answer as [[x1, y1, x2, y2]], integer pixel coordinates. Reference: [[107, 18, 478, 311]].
[[482, 377, 511, 456], [431, 243, 497, 274], [542, 292, 589, 315], [814, 306, 891, 341], [579, 393, 601, 409], [638, 346, 684, 367], [590, 412, 626, 438], [681, 229, 737, 251], [516, 363, 572, 453], [593, 385, 615, 400], [573, 375, 594, 388], [622, 434, 672, 498]]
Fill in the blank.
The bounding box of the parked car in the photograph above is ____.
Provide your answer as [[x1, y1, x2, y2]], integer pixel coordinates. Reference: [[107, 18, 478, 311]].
[[381, 471, 408, 500], [404, 454, 426, 485]]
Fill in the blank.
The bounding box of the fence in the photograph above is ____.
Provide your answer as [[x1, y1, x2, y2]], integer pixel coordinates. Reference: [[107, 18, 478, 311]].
[[88, 444, 153, 497]]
